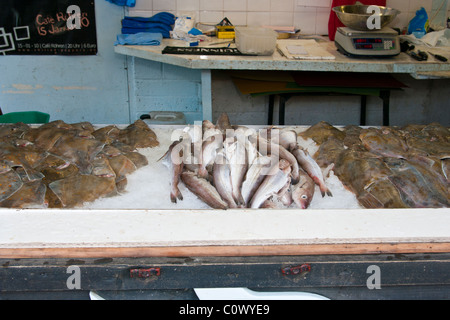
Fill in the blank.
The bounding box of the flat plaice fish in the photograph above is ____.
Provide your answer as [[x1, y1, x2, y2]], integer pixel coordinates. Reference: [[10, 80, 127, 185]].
[[23, 120, 72, 151], [181, 171, 228, 210], [49, 134, 105, 174], [91, 154, 116, 178], [70, 122, 95, 134], [0, 180, 46, 208], [250, 159, 292, 209], [0, 155, 44, 182], [384, 158, 449, 208], [122, 151, 149, 169], [0, 141, 46, 181], [421, 122, 450, 142], [49, 175, 117, 208], [359, 127, 409, 159], [117, 120, 159, 149], [314, 137, 346, 169], [334, 150, 408, 208], [108, 154, 137, 185], [0, 168, 23, 202], [92, 125, 121, 144], [360, 178, 409, 209], [37, 154, 79, 184], [290, 144, 332, 197], [342, 125, 366, 151], [0, 122, 31, 139], [213, 152, 237, 208], [405, 135, 450, 159], [299, 121, 345, 145]]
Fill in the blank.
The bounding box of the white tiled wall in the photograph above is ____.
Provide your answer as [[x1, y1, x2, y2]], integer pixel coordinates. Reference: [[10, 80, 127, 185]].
[[129, 0, 449, 35]]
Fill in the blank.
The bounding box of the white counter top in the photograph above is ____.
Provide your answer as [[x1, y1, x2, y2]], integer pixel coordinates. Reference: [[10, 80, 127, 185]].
[[114, 38, 450, 74]]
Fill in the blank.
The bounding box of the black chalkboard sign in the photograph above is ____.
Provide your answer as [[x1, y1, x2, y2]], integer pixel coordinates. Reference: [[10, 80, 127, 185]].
[[0, 0, 97, 55]]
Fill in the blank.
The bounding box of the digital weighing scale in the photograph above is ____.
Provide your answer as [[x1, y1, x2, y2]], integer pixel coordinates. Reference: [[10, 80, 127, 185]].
[[335, 27, 400, 58]]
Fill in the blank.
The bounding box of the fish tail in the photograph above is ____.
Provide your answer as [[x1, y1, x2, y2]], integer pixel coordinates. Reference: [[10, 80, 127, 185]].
[[233, 191, 245, 207], [170, 188, 183, 203], [313, 176, 332, 197]]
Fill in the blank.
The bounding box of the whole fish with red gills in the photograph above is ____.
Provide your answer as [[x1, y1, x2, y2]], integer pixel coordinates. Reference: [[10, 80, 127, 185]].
[[250, 159, 292, 209], [159, 139, 186, 203], [292, 168, 315, 209], [290, 144, 332, 197]]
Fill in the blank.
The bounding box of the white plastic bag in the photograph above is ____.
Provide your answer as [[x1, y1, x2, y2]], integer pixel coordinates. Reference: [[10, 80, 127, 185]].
[[171, 12, 196, 40]]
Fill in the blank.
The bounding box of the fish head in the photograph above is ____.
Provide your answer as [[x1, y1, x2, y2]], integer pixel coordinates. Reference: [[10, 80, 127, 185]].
[[292, 181, 313, 209], [298, 195, 310, 209]]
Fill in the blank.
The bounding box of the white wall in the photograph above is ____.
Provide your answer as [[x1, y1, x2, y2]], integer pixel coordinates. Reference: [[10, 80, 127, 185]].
[[129, 0, 450, 35]]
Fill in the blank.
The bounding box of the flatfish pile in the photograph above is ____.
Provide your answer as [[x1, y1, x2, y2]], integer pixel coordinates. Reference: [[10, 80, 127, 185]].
[[160, 113, 333, 209], [303, 121, 449, 209], [0, 119, 158, 208]]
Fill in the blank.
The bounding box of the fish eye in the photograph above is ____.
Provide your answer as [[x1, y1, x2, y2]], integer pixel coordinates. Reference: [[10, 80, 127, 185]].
[[301, 195, 308, 199]]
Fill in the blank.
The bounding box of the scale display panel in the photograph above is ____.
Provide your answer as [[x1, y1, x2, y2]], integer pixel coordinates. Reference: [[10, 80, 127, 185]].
[[352, 38, 395, 50]]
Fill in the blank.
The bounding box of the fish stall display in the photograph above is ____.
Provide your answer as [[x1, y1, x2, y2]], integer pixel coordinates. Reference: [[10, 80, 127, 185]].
[[0, 113, 448, 211], [301, 121, 450, 209], [156, 113, 334, 210], [0, 119, 159, 208], [154, 114, 449, 210]]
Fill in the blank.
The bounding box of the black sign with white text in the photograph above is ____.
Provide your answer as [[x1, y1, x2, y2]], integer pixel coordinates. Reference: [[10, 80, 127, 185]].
[[0, 0, 97, 55]]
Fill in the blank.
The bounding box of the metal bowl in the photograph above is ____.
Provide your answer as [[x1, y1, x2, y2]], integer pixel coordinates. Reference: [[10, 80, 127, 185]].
[[332, 5, 400, 31]]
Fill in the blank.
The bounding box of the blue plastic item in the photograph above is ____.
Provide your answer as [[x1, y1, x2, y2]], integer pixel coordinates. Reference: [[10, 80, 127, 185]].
[[120, 14, 175, 38], [105, 0, 136, 7], [121, 27, 171, 38], [114, 32, 163, 46], [408, 7, 429, 39], [125, 12, 175, 25]]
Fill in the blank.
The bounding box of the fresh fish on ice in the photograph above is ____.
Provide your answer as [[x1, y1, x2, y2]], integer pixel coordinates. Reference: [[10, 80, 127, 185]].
[[250, 159, 292, 209], [241, 155, 273, 206], [256, 136, 300, 184], [225, 138, 248, 206], [290, 144, 332, 197], [213, 152, 237, 208], [181, 171, 228, 210], [159, 139, 185, 203], [292, 168, 315, 209]]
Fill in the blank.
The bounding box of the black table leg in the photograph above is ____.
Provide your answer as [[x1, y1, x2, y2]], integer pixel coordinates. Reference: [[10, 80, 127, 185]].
[[360, 95, 367, 126], [268, 94, 275, 125], [380, 90, 390, 126], [279, 95, 287, 125]]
